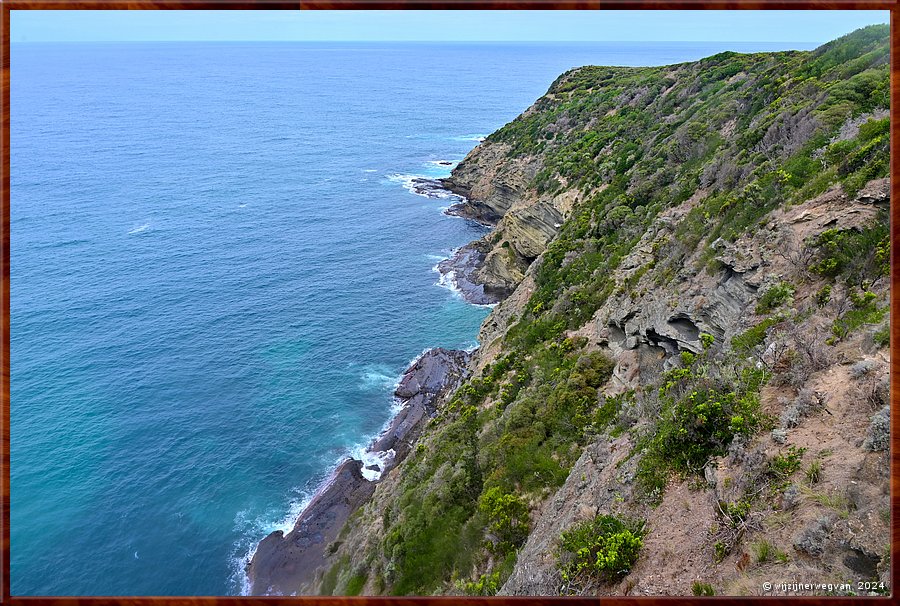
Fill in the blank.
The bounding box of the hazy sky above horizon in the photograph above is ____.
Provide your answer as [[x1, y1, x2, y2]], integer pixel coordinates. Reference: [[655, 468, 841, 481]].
[[11, 10, 889, 43]]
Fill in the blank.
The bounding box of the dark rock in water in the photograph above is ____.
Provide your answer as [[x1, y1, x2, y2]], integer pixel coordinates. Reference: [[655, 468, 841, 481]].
[[394, 347, 471, 400], [247, 458, 376, 595], [376, 348, 471, 460], [371, 394, 426, 455], [440, 177, 506, 226], [247, 347, 471, 596], [436, 242, 509, 306], [407, 177, 465, 201], [443, 201, 499, 227]]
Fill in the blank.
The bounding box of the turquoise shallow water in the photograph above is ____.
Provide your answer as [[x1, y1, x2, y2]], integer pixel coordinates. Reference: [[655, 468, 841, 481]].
[[10, 40, 814, 595]]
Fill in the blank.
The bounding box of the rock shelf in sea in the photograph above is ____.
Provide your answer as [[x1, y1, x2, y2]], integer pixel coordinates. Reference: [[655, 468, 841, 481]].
[[246, 347, 471, 596]]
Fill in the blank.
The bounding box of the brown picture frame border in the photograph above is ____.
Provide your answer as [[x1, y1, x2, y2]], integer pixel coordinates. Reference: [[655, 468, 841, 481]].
[[1, 1, 897, 603]]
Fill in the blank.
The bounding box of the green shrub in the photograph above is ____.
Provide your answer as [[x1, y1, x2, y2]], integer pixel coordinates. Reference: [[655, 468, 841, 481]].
[[558, 514, 645, 589], [478, 487, 530, 555], [806, 460, 822, 485], [809, 221, 889, 288], [591, 392, 628, 432], [383, 500, 482, 595], [720, 499, 753, 527], [345, 573, 367, 596], [768, 445, 806, 484], [756, 281, 795, 314], [692, 581, 716, 596], [637, 359, 765, 500], [461, 570, 502, 596], [752, 539, 773, 563], [320, 557, 346, 596], [873, 324, 890, 348], [731, 316, 780, 355], [831, 290, 885, 341], [480, 345, 613, 493], [714, 541, 727, 562]]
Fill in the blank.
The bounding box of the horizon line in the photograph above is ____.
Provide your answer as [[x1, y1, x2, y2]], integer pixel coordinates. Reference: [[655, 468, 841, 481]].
[[11, 39, 827, 44]]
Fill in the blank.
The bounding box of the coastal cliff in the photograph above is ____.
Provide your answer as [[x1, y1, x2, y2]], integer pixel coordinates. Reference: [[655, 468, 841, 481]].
[[253, 25, 891, 596]]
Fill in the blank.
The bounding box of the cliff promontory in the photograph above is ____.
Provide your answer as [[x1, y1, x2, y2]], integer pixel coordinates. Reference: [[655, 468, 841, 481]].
[[254, 25, 891, 597]]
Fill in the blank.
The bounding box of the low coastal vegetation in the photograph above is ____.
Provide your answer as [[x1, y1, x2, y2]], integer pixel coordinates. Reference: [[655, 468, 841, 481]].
[[557, 514, 646, 593], [379, 339, 615, 594], [266, 25, 891, 597], [635, 339, 769, 502]]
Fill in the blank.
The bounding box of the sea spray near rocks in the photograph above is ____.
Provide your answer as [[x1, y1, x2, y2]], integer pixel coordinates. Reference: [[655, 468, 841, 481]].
[[389, 173, 501, 305], [388, 174, 466, 201], [246, 347, 471, 595], [242, 155, 497, 595], [435, 242, 505, 306]]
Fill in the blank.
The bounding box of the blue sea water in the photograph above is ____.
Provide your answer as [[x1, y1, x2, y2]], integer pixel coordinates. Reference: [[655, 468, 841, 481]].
[[10, 40, 815, 596]]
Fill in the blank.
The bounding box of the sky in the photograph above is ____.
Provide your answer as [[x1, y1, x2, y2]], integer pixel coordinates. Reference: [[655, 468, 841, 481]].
[[10, 10, 889, 43]]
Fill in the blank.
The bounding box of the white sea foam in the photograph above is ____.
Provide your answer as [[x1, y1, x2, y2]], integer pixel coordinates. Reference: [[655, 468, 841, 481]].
[[464, 341, 481, 353], [429, 190, 458, 200], [452, 134, 487, 142], [351, 446, 396, 482], [362, 169, 377, 173], [434, 263, 460, 294], [431, 256, 464, 298], [432, 260, 498, 309], [386, 173, 418, 191], [230, 491, 314, 595], [228, 354, 428, 595], [358, 364, 401, 392], [127, 223, 150, 235], [387, 173, 459, 201]]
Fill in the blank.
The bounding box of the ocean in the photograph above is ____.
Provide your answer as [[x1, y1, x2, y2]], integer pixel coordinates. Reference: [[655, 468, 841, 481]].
[[10, 40, 814, 595]]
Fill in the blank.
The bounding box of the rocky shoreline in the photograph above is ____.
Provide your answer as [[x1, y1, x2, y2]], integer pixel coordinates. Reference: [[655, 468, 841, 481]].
[[436, 241, 505, 306], [403, 176, 466, 202], [405, 175, 496, 228], [440, 177, 506, 225], [401, 176, 501, 307], [443, 198, 498, 227], [246, 347, 471, 596], [246, 162, 502, 596]]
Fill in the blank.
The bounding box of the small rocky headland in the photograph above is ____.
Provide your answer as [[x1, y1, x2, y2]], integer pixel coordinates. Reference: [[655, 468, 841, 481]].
[[249, 25, 892, 596]]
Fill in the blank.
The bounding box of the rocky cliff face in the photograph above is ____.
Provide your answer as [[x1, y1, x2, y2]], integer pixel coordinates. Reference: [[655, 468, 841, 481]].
[[442, 139, 574, 301], [265, 25, 891, 597], [500, 178, 891, 596]]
